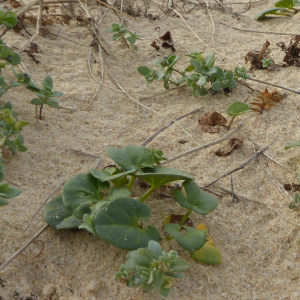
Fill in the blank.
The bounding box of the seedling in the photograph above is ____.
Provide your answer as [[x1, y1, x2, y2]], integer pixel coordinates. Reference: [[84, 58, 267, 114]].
[[138, 52, 250, 97], [254, 0, 300, 20], [44, 145, 220, 295], [288, 193, 300, 210], [106, 23, 142, 50], [115, 240, 190, 297], [285, 140, 300, 150], [226, 101, 251, 130], [26, 76, 63, 119], [261, 58, 274, 68]]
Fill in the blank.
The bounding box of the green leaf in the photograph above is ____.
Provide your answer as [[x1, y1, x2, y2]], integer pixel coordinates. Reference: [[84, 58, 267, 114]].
[[94, 197, 161, 249], [0, 45, 11, 59], [1, 186, 21, 199], [62, 173, 109, 214], [0, 198, 8, 206], [254, 8, 290, 21], [50, 91, 63, 97], [225, 70, 234, 81], [192, 86, 201, 97], [44, 196, 82, 229], [190, 243, 222, 265], [148, 240, 163, 257], [137, 66, 152, 76], [227, 79, 237, 89], [46, 100, 60, 108], [90, 168, 131, 186], [204, 52, 215, 68], [169, 259, 191, 272], [174, 181, 218, 215], [226, 101, 251, 116], [31, 98, 43, 105], [79, 214, 96, 236], [214, 66, 224, 79], [106, 145, 156, 171], [42, 76, 53, 91], [285, 140, 300, 150], [211, 81, 223, 92], [190, 59, 201, 69], [185, 65, 195, 72], [135, 166, 194, 189], [2, 12, 18, 28], [275, 0, 299, 8], [9, 52, 21, 65], [164, 224, 206, 252], [197, 76, 207, 86]]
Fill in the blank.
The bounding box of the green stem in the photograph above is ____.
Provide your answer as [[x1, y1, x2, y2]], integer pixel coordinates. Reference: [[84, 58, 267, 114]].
[[179, 208, 193, 227], [127, 175, 135, 191], [140, 186, 156, 202]]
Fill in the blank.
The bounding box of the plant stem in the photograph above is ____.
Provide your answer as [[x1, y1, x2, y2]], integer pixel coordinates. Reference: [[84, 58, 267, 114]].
[[120, 33, 130, 48], [39, 104, 43, 120], [139, 186, 156, 202], [127, 175, 135, 191], [173, 68, 184, 76], [227, 116, 236, 131], [179, 208, 193, 227]]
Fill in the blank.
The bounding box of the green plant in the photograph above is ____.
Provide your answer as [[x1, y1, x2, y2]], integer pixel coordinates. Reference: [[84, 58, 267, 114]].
[[0, 9, 19, 28], [288, 193, 300, 209], [115, 240, 190, 297], [254, 0, 300, 20], [261, 58, 274, 68], [44, 145, 220, 295], [26, 76, 63, 120], [138, 52, 250, 97], [106, 23, 142, 51], [226, 101, 251, 130]]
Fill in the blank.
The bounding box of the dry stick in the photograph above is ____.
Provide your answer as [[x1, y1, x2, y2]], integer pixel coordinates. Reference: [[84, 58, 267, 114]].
[[18, 0, 44, 54], [204, 0, 215, 45], [244, 135, 297, 174], [0, 224, 49, 271], [230, 176, 235, 203], [141, 107, 203, 146], [218, 21, 298, 36], [24, 179, 67, 233], [94, 0, 136, 19], [248, 78, 300, 95], [70, 148, 101, 158], [15, 0, 40, 17], [204, 146, 269, 188], [217, 185, 300, 228], [162, 124, 243, 165]]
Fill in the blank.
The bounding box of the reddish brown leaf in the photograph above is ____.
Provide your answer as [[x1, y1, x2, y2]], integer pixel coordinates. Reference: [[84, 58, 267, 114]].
[[284, 183, 300, 192], [277, 35, 300, 67], [250, 88, 282, 112], [215, 138, 243, 156], [198, 112, 227, 133]]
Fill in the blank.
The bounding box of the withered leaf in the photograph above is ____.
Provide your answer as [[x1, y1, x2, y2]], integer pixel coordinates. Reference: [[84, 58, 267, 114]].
[[245, 41, 274, 70], [277, 35, 300, 67], [215, 138, 243, 156], [9, 0, 21, 8], [161, 42, 175, 52], [159, 31, 172, 42], [284, 183, 300, 192], [198, 112, 227, 133], [251, 88, 282, 112], [150, 39, 160, 50]]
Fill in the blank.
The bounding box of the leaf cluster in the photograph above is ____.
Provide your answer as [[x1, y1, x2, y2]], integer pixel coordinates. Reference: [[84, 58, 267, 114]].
[[106, 23, 142, 51], [0, 9, 18, 28], [254, 0, 300, 20], [115, 240, 190, 297], [138, 52, 249, 97]]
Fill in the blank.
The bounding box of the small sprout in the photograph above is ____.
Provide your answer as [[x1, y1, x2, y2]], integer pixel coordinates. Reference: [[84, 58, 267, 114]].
[[226, 101, 251, 130], [106, 23, 142, 51], [261, 58, 274, 68]]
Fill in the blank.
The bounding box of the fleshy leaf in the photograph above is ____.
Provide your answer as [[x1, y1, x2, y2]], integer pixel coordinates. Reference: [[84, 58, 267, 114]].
[[135, 166, 194, 189], [44, 196, 82, 229], [62, 173, 109, 214], [190, 243, 222, 265], [174, 181, 218, 215], [94, 197, 161, 249], [285, 140, 300, 150], [226, 101, 251, 116], [106, 146, 156, 171], [164, 223, 206, 252], [90, 168, 135, 182], [254, 7, 290, 21]]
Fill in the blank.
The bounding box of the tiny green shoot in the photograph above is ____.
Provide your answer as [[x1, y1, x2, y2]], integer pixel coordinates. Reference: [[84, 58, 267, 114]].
[[226, 101, 251, 130]]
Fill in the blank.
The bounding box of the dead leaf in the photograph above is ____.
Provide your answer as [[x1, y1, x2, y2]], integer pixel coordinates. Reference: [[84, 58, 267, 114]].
[[215, 138, 243, 156], [9, 0, 21, 8], [284, 183, 300, 192], [159, 31, 176, 52], [198, 112, 227, 133], [245, 41, 274, 70], [251, 88, 282, 112], [277, 35, 300, 67], [150, 39, 160, 50]]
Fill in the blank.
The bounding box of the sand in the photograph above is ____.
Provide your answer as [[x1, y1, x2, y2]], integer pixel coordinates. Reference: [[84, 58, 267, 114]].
[[1, 0, 300, 299]]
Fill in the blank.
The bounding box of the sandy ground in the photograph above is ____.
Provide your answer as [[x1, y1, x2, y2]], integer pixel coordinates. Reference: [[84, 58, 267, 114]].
[[1, 0, 300, 299]]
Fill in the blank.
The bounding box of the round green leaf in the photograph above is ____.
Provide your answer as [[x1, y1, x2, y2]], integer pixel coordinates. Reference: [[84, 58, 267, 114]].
[[0, 198, 8, 206], [106, 145, 155, 171], [135, 166, 194, 189], [137, 66, 152, 76], [44, 196, 82, 230], [226, 101, 251, 116], [211, 81, 223, 92], [62, 173, 109, 214], [42, 76, 53, 91], [164, 223, 206, 252], [94, 197, 161, 249], [174, 181, 218, 215], [9, 52, 21, 65], [31, 98, 43, 105]]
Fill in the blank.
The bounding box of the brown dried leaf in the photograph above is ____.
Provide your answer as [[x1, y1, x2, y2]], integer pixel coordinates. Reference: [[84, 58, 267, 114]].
[[277, 35, 300, 67], [159, 31, 172, 43], [251, 88, 282, 112], [215, 138, 243, 156], [9, 0, 21, 8], [284, 183, 300, 191], [150, 40, 160, 50], [198, 112, 227, 133], [245, 41, 273, 70]]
